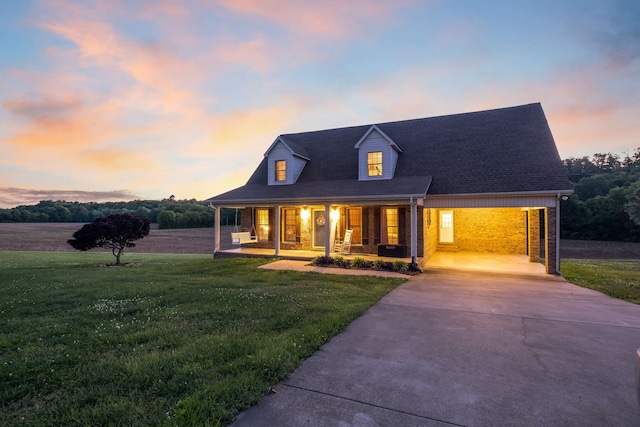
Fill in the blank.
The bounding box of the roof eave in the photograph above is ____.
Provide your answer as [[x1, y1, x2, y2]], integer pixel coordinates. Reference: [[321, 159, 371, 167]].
[[426, 189, 574, 198], [209, 192, 429, 207]]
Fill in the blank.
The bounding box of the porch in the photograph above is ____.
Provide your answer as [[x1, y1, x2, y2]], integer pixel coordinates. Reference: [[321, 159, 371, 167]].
[[213, 246, 412, 264], [214, 246, 544, 275]]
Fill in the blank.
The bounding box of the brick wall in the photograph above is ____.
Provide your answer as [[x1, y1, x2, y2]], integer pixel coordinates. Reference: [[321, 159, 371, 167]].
[[545, 206, 558, 274], [423, 208, 438, 263], [453, 208, 527, 254], [528, 209, 541, 263]]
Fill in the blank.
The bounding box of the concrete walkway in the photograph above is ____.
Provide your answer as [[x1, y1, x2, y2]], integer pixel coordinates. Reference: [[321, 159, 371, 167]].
[[258, 259, 409, 278], [232, 266, 640, 426]]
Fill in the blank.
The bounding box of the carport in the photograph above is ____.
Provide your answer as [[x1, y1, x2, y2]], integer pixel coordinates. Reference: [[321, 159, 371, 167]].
[[422, 193, 563, 274], [427, 251, 546, 275]]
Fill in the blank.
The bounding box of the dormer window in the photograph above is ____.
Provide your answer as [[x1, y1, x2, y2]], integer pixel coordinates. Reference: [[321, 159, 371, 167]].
[[275, 160, 286, 182], [355, 125, 402, 181], [367, 152, 382, 177], [265, 137, 310, 186]]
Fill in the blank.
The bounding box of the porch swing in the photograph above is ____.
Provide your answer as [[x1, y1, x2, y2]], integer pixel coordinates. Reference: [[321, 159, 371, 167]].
[[231, 208, 258, 245]]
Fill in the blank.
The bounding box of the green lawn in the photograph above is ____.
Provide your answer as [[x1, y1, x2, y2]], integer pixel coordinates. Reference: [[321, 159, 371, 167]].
[[0, 251, 404, 426], [561, 259, 640, 304]]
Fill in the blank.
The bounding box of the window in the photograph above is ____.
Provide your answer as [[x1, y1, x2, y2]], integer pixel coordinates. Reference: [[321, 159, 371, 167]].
[[257, 209, 269, 240], [283, 208, 297, 242], [367, 152, 382, 176], [275, 160, 286, 182], [383, 208, 398, 244], [347, 208, 362, 244]]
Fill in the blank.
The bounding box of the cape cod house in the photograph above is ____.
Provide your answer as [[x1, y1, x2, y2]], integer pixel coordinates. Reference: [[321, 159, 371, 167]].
[[207, 103, 573, 274]]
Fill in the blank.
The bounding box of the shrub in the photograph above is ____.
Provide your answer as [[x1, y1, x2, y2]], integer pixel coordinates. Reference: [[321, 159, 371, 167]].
[[351, 257, 368, 269], [334, 256, 350, 268], [311, 256, 334, 266], [392, 260, 408, 273], [373, 259, 386, 270]]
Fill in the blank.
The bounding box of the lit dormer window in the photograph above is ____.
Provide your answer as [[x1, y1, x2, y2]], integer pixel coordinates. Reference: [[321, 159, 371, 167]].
[[367, 152, 382, 177], [265, 137, 309, 185], [275, 160, 286, 182], [355, 125, 402, 181]]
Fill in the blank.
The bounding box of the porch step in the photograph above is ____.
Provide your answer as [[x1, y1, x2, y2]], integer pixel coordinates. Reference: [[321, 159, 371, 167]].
[[437, 244, 459, 252]]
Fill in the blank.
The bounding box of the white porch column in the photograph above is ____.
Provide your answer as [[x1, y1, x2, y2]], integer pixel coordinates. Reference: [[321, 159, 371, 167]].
[[410, 199, 418, 264], [324, 204, 331, 257], [275, 205, 280, 257], [212, 206, 220, 258]]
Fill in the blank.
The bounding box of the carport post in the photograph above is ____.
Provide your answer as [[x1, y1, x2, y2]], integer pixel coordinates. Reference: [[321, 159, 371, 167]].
[[545, 203, 559, 275]]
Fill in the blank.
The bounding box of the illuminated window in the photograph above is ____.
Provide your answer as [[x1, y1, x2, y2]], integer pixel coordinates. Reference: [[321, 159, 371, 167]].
[[257, 209, 269, 240], [367, 152, 382, 176], [441, 212, 453, 228], [384, 208, 398, 244], [283, 208, 297, 242], [275, 160, 286, 182], [347, 208, 362, 244]]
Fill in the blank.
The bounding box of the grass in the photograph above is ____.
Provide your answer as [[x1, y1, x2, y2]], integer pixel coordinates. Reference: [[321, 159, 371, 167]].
[[0, 251, 404, 426], [561, 259, 640, 304]]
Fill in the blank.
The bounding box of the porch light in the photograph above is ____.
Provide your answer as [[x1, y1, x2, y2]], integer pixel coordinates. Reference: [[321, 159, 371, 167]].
[[330, 209, 340, 222], [300, 208, 310, 221]]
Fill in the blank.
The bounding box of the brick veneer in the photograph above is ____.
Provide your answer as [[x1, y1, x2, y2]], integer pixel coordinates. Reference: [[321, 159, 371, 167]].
[[545, 206, 558, 274], [528, 209, 541, 263], [452, 208, 527, 254]]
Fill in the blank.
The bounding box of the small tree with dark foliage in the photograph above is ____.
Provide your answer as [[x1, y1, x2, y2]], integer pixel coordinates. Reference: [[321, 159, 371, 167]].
[[68, 213, 150, 265]]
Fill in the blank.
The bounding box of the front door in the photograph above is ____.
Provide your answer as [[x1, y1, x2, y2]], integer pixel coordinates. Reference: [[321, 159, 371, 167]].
[[313, 210, 326, 248], [439, 210, 454, 243]]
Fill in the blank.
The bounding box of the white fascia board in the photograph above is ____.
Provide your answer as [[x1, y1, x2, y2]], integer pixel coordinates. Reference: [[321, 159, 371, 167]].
[[426, 189, 574, 198], [264, 136, 311, 161], [354, 125, 403, 153], [210, 194, 427, 208]]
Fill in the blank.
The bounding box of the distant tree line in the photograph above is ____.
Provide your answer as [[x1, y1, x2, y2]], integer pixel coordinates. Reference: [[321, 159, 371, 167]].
[[3, 148, 640, 240], [0, 198, 236, 229], [561, 148, 640, 241]]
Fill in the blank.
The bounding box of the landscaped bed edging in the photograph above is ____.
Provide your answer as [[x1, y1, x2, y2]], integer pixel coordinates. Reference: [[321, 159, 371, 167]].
[[309, 255, 421, 275]]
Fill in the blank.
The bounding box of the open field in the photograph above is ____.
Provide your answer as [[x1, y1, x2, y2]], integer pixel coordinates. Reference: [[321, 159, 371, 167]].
[[0, 223, 228, 255], [1, 222, 640, 259], [0, 252, 403, 426]]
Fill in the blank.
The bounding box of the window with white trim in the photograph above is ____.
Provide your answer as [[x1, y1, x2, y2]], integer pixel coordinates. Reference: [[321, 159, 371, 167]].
[[257, 209, 269, 241], [367, 152, 382, 177], [347, 208, 362, 244], [383, 208, 398, 244], [275, 160, 286, 182], [283, 208, 297, 242]]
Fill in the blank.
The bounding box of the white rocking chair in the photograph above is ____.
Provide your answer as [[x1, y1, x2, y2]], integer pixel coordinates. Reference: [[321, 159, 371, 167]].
[[334, 229, 353, 255]]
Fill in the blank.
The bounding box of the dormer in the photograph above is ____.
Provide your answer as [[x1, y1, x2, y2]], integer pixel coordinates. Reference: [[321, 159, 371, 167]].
[[265, 136, 310, 185], [354, 125, 402, 181]]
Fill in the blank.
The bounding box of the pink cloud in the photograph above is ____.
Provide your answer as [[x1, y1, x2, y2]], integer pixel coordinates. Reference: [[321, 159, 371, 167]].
[[209, 104, 293, 149], [216, 35, 275, 73], [216, 0, 413, 40]]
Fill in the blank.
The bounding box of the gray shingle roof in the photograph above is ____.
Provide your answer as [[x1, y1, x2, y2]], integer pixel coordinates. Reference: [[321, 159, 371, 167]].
[[209, 103, 572, 204]]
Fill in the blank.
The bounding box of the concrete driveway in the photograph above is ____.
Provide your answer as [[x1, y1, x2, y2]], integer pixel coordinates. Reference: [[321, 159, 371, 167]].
[[232, 267, 640, 426]]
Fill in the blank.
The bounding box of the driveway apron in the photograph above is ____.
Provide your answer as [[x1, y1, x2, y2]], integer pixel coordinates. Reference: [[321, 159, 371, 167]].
[[231, 268, 640, 426]]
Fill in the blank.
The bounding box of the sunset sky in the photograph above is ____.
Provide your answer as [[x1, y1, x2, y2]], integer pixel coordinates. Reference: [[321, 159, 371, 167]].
[[1, 0, 639, 208]]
